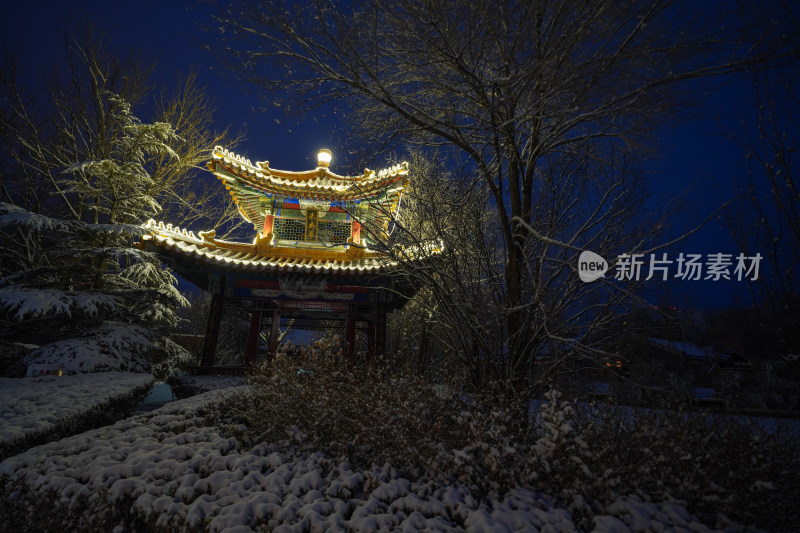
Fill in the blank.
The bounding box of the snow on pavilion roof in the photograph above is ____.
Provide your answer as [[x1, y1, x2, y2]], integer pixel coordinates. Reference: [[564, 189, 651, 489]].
[[140, 220, 441, 275], [208, 146, 409, 232]]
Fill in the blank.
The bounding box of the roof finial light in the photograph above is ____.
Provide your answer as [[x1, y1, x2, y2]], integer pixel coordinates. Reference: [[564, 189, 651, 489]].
[[317, 148, 332, 168]]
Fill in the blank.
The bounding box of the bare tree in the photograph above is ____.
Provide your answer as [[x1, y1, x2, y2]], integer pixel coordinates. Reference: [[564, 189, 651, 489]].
[[381, 149, 504, 388], [381, 145, 653, 392], [150, 71, 249, 237], [725, 64, 800, 357], [208, 0, 793, 390]]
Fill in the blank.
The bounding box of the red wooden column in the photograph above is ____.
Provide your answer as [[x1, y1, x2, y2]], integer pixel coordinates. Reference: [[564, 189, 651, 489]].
[[263, 214, 275, 236], [268, 307, 281, 362], [344, 306, 356, 363], [245, 309, 262, 367], [351, 221, 362, 243]]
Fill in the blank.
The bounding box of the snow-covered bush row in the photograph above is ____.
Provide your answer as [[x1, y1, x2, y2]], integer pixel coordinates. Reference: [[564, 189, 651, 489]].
[[531, 393, 800, 531], [0, 389, 733, 533], [9, 322, 193, 376], [0, 372, 153, 461], [225, 349, 800, 532], [22, 321, 151, 374]]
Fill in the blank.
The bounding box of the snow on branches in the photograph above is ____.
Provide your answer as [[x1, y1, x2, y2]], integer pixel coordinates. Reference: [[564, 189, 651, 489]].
[[60, 92, 181, 225], [0, 287, 117, 321], [0, 203, 74, 233], [0, 91, 190, 377]]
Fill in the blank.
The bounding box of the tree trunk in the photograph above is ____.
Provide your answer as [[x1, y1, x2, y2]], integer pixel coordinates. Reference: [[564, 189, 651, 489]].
[[504, 241, 530, 388]]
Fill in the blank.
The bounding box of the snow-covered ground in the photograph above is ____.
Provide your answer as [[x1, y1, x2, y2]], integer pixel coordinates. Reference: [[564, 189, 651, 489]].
[[0, 390, 746, 532], [0, 371, 153, 459]]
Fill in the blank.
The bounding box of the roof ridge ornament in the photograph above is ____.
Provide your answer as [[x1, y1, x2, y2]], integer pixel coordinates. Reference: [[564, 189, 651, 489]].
[[198, 229, 216, 243], [377, 162, 408, 179], [345, 236, 365, 261], [254, 232, 275, 256]]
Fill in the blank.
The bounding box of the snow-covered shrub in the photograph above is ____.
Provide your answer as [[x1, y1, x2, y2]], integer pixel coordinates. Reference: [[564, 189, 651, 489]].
[[531, 395, 800, 531], [0, 224, 192, 374], [222, 345, 466, 473], [0, 389, 593, 533], [19, 323, 194, 376], [217, 341, 544, 496], [429, 393, 538, 498], [224, 356, 800, 532], [611, 407, 800, 531], [0, 372, 153, 461], [219, 343, 548, 499]]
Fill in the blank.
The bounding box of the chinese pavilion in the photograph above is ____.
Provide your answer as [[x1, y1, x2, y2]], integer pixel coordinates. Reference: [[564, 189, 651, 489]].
[[140, 146, 434, 373]]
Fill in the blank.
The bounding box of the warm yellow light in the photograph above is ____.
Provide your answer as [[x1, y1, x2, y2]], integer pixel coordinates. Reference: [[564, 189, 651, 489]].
[[317, 149, 332, 168]]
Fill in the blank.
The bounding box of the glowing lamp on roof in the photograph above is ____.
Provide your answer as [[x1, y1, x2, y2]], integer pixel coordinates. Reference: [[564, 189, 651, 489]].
[[317, 148, 332, 168]]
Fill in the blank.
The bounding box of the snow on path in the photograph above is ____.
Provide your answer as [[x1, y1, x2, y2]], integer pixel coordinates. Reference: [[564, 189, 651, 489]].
[[0, 390, 738, 533], [0, 371, 154, 459]]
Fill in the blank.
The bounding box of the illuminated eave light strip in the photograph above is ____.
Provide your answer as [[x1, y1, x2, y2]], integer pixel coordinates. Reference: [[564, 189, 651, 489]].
[[145, 219, 202, 243], [153, 228, 402, 273], [214, 145, 407, 187]]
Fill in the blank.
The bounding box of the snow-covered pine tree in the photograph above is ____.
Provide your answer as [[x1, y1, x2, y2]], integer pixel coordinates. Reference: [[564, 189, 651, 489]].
[[0, 92, 192, 377]]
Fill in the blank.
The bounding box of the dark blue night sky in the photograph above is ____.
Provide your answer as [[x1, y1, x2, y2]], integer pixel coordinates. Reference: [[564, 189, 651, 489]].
[[5, 0, 777, 311]]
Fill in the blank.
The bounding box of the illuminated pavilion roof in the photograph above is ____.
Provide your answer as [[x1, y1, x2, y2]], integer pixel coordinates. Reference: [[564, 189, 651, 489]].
[[207, 146, 409, 236], [140, 147, 440, 276]]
